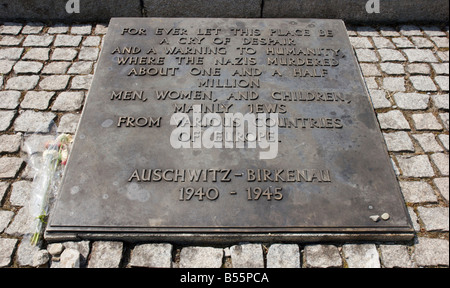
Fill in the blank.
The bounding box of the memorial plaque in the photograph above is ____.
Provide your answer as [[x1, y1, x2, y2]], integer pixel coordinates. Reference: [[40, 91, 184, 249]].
[[46, 18, 414, 243]]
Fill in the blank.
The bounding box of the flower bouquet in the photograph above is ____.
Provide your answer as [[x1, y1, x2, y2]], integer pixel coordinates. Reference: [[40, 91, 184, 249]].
[[29, 134, 73, 246]]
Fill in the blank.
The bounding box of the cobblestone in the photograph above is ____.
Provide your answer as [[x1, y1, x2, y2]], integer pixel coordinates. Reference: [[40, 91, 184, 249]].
[[0, 21, 448, 269], [396, 155, 435, 177]]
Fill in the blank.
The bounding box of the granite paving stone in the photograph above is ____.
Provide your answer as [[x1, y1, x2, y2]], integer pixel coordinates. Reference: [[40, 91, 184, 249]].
[[0, 110, 16, 131], [230, 244, 264, 268], [5, 75, 40, 90], [433, 177, 449, 202], [343, 244, 381, 268], [266, 244, 300, 268], [0, 91, 21, 109], [413, 237, 449, 266], [129, 243, 172, 268], [179, 246, 223, 268], [379, 245, 415, 268], [87, 241, 123, 268], [393, 93, 429, 110], [14, 110, 56, 133], [304, 244, 342, 268], [417, 207, 449, 231], [377, 110, 410, 130], [412, 113, 443, 131], [430, 153, 449, 176], [399, 181, 438, 203], [396, 155, 435, 177]]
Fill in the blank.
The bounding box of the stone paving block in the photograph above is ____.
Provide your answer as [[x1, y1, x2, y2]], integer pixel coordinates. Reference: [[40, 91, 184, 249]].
[[431, 63, 450, 75], [0, 238, 18, 267], [13, 61, 44, 74], [0, 23, 23, 35], [0, 60, 15, 74], [368, 89, 391, 109], [68, 62, 93, 74], [23, 35, 54, 47], [343, 244, 380, 268], [349, 37, 373, 49], [4, 206, 33, 236], [382, 77, 405, 92], [304, 244, 342, 268], [71, 75, 93, 90], [230, 244, 264, 268], [418, 207, 449, 232], [400, 25, 423, 36], [359, 63, 381, 77], [0, 134, 21, 153], [22, 48, 50, 61], [379, 245, 415, 268], [432, 94, 449, 110], [413, 237, 449, 266], [21, 23, 44, 34], [403, 49, 438, 63], [380, 62, 405, 75], [433, 177, 449, 202], [129, 243, 173, 268], [51, 48, 78, 61], [438, 134, 449, 151], [0, 91, 21, 109], [39, 75, 71, 91], [87, 241, 123, 268], [57, 113, 81, 134], [399, 181, 438, 203], [14, 110, 56, 133], [179, 246, 223, 268], [59, 248, 81, 268], [42, 62, 71, 74], [409, 76, 438, 92], [0, 36, 24, 46], [10, 180, 32, 207], [47, 24, 69, 34], [54, 35, 82, 47], [440, 113, 449, 130], [430, 153, 449, 176], [266, 244, 300, 268], [83, 36, 102, 47], [355, 49, 378, 62], [78, 47, 99, 61], [378, 49, 406, 62], [407, 63, 430, 75], [0, 182, 9, 202], [393, 93, 429, 110], [411, 37, 435, 48], [412, 133, 444, 152], [5, 75, 40, 91], [412, 113, 443, 131], [0, 110, 15, 131], [0, 47, 23, 60], [20, 91, 55, 110], [51, 92, 85, 111], [71, 24, 93, 35], [435, 76, 449, 91], [383, 131, 414, 152], [372, 37, 395, 49], [396, 155, 435, 178], [392, 37, 414, 48], [0, 210, 14, 233], [377, 110, 410, 130], [431, 37, 449, 48]]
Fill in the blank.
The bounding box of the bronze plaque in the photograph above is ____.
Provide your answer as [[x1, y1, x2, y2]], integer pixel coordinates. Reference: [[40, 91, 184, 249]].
[[46, 18, 414, 243]]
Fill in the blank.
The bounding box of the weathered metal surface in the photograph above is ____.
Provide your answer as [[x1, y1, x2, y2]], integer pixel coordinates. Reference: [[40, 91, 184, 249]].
[[46, 18, 414, 243]]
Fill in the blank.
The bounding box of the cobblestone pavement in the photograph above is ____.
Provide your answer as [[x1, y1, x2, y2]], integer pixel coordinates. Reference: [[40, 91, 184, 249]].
[[0, 22, 448, 268]]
